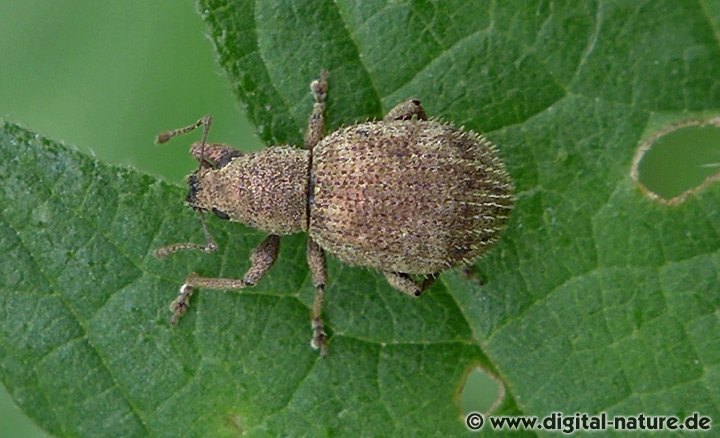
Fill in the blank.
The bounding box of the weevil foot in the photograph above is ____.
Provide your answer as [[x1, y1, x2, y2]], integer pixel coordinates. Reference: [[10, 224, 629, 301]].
[[310, 319, 328, 357], [170, 283, 194, 324]]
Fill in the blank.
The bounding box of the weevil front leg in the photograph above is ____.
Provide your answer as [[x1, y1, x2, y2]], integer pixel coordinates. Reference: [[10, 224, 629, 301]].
[[307, 238, 329, 357], [170, 234, 281, 324], [383, 271, 438, 297], [383, 99, 428, 121]]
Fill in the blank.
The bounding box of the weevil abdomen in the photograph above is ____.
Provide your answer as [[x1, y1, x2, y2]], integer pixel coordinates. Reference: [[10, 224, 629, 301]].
[[309, 120, 514, 274]]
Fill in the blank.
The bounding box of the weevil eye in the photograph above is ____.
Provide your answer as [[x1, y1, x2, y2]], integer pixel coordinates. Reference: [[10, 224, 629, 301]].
[[186, 173, 201, 206]]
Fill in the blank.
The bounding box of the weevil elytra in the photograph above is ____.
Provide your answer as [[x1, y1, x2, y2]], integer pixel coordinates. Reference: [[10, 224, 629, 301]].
[[155, 70, 514, 356]]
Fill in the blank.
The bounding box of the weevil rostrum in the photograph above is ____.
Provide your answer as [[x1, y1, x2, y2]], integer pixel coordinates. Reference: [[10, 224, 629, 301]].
[[155, 71, 514, 356]]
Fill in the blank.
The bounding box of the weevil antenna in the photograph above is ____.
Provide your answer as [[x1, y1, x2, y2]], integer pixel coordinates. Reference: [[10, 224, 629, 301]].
[[155, 114, 212, 145], [155, 114, 212, 175], [195, 116, 211, 177], [154, 115, 218, 258], [154, 209, 218, 258], [198, 210, 217, 249]]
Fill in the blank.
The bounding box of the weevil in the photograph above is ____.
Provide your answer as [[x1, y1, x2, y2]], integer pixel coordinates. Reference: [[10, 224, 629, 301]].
[[155, 70, 514, 356]]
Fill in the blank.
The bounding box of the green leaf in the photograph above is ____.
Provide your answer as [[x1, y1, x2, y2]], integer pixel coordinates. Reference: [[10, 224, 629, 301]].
[[2, 0, 720, 436]]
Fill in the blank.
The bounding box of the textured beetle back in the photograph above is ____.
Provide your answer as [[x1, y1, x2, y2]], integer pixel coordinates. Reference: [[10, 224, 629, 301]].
[[309, 120, 513, 274]]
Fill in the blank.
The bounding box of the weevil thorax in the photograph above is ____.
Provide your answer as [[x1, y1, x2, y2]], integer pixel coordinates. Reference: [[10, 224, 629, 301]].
[[187, 146, 310, 235]]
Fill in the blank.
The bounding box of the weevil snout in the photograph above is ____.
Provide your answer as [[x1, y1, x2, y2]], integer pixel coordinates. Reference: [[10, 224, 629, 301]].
[[185, 172, 231, 220]]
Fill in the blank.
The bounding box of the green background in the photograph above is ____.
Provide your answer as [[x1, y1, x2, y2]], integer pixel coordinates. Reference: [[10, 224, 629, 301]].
[[0, 0, 262, 185], [0, 1, 257, 435]]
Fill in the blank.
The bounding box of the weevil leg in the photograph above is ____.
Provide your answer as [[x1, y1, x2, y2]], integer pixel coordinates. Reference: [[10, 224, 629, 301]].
[[383, 271, 438, 297], [189, 141, 243, 169], [383, 99, 428, 122], [304, 69, 329, 152], [307, 238, 329, 357], [169, 234, 281, 324]]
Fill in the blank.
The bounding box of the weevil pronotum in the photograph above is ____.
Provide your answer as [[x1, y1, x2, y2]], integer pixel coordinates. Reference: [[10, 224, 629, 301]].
[[155, 70, 514, 356]]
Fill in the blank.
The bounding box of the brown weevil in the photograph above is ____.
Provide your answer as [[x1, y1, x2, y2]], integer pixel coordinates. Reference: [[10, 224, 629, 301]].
[[155, 70, 514, 356]]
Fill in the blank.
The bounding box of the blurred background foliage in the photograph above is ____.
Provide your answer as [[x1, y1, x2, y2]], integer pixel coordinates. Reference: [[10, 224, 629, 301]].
[[0, 0, 262, 185], [0, 1, 260, 435]]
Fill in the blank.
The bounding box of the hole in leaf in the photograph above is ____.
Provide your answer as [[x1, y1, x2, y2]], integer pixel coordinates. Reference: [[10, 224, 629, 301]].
[[632, 117, 720, 205], [460, 365, 504, 415]]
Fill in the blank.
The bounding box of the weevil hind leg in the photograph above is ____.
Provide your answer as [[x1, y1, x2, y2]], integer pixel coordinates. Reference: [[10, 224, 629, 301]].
[[383, 271, 438, 297], [169, 234, 281, 324], [307, 238, 329, 357], [383, 99, 428, 122], [304, 69, 329, 152]]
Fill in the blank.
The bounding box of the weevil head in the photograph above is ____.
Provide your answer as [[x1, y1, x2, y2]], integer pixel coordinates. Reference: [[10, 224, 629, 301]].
[[185, 146, 310, 235]]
